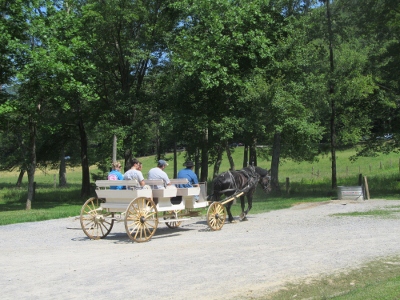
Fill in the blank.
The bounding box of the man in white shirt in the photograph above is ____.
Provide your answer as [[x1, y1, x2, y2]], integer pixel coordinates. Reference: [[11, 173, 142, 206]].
[[147, 160, 171, 189], [124, 158, 145, 187]]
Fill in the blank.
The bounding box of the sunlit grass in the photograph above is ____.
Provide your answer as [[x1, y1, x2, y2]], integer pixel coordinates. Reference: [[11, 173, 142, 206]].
[[264, 256, 400, 300], [0, 204, 82, 226], [331, 205, 400, 219], [1, 147, 399, 225]]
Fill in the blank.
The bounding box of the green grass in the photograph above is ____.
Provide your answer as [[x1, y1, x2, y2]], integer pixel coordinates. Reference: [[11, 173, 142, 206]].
[[263, 256, 400, 300], [331, 205, 400, 219], [1, 147, 399, 225]]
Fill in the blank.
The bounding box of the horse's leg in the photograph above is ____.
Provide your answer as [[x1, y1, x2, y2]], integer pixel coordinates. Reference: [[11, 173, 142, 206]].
[[225, 201, 235, 223], [240, 190, 254, 221], [239, 195, 247, 221]]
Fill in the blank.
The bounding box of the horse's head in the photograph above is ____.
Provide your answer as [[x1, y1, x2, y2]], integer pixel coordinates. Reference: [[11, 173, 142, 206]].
[[254, 167, 272, 193], [259, 174, 271, 193]]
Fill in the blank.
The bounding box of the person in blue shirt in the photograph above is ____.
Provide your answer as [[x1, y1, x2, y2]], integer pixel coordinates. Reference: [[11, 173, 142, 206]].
[[108, 161, 124, 190], [177, 161, 199, 188]]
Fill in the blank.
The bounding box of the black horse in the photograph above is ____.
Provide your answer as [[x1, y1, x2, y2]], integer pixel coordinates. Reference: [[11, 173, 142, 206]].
[[208, 166, 271, 222]]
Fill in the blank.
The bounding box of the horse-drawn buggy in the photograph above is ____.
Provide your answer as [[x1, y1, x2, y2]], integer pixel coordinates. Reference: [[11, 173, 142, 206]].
[[79, 166, 271, 242]]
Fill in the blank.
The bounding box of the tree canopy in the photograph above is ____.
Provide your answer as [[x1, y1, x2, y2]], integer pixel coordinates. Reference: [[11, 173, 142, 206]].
[[1, 0, 399, 205]]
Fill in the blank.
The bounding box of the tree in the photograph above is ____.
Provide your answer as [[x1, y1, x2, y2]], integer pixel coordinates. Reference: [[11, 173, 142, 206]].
[[169, 0, 287, 179]]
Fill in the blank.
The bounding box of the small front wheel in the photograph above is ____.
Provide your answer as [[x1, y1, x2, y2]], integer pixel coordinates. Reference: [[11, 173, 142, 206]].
[[125, 197, 158, 242], [163, 210, 182, 229], [207, 202, 226, 231], [80, 197, 114, 239]]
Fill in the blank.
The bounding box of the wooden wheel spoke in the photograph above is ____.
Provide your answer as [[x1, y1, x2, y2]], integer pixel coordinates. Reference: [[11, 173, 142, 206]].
[[143, 220, 156, 232], [145, 210, 156, 218], [129, 222, 141, 234], [134, 225, 146, 241], [142, 224, 153, 237], [99, 221, 111, 233], [81, 215, 94, 221], [127, 206, 138, 216], [126, 214, 139, 222], [83, 208, 96, 215]]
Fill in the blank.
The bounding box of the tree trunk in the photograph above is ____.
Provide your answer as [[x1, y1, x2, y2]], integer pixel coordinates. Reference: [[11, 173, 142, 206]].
[[225, 141, 235, 171], [249, 138, 257, 166], [124, 147, 132, 172], [26, 118, 36, 210], [173, 141, 177, 178], [78, 118, 91, 197], [112, 135, 117, 162], [195, 147, 200, 179], [213, 145, 224, 178], [59, 148, 67, 187], [156, 124, 161, 161], [16, 169, 25, 187], [200, 127, 208, 181], [326, 0, 337, 189], [243, 145, 249, 168], [270, 131, 281, 192]]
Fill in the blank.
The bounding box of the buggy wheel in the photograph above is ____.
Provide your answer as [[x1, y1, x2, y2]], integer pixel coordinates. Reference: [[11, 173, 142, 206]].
[[125, 197, 158, 243], [207, 202, 226, 231], [163, 210, 182, 229], [80, 197, 114, 239]]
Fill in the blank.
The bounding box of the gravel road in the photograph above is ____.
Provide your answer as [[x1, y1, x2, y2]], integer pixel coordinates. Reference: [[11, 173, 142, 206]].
[[1, 199, 400, 300]]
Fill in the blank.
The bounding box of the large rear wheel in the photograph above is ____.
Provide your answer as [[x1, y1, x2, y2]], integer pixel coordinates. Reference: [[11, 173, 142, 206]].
[[80, 197, 114, 239], [125, 197, 158, 242]]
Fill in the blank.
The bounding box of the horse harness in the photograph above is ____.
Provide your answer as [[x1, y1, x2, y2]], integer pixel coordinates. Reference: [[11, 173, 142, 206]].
[[218, 166, 259, 196]]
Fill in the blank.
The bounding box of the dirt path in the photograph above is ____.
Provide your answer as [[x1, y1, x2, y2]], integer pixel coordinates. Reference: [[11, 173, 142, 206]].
[[1, 199, 400, 300]]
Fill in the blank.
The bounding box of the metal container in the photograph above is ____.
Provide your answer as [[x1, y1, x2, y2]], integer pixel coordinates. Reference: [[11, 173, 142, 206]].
[[337, 186, 364, 200]]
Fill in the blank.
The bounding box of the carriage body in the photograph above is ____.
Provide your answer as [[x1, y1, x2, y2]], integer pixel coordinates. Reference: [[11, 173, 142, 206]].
[[79, 179, 208, 243]]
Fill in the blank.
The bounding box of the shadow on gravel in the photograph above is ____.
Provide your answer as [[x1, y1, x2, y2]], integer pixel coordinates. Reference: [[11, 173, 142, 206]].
[[70, 220, 213, 243]]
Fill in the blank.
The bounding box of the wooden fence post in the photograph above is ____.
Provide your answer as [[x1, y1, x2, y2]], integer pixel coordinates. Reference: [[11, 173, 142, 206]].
[[358, 174, 362, 186], [364, 176, 370, 200]]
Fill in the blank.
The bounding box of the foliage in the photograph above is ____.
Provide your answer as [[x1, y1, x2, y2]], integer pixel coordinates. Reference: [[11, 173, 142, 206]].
[[1, 0, 400, 197]]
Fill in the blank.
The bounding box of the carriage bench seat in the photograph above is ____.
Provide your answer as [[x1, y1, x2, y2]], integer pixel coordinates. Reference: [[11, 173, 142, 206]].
[[143, 179, 183, 211], [144, 179, 178, 198], [170, 179, 207, 209], [94, 180, 153, 212], [169, 178, 201, 196]]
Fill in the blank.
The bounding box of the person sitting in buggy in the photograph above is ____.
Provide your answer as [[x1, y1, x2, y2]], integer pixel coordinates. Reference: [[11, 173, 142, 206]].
[[108, 161, 124, 190]]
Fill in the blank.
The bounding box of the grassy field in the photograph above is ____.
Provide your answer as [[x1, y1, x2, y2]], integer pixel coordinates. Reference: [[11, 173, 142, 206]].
[[1, 147, 400, 226], [1, 147, 400, 299]]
